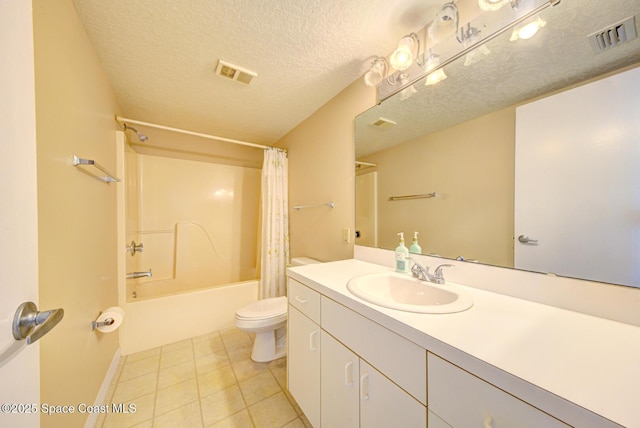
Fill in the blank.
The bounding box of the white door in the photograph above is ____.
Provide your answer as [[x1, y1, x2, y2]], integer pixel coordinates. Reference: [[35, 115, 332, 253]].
[[321, 331, 359, 428], [514, 66, 640, 287], [355, 171, 378, 247], [0, 2, 41, 427]]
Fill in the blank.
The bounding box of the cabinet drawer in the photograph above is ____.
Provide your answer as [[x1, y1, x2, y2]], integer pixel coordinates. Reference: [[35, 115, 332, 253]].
[[321, 297, 426, 405], [288, 278, 321, 324], [428, 353, 570, 428]]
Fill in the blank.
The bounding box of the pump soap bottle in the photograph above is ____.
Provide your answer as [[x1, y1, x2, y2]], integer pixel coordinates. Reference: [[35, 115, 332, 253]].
[[395, 232, 410, 273], [409, 231, 422, 255]]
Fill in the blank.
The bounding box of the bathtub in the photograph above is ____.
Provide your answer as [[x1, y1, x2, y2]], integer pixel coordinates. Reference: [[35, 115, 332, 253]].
[[119, 279, 259, 355]]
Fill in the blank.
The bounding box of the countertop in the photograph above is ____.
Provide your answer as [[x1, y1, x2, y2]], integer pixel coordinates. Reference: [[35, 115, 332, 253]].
[[287, 259, 640, 428]]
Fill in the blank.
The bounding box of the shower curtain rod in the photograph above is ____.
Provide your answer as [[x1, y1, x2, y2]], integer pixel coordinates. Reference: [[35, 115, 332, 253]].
[[115, 116, 286, 152]]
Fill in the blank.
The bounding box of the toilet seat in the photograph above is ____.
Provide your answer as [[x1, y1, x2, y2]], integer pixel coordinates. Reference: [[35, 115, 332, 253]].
[[236, 296, 287, 320]]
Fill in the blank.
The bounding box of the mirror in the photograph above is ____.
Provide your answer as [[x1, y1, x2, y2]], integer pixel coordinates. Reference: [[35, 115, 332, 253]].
[[355, 0, 640, 287]]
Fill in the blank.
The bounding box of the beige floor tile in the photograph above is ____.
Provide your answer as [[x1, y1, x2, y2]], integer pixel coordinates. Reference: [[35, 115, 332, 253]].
[[158, 359, 196, 389], [282, 418, 306, 428], [220, 328, 252, 349], [231, 358, 270, 382], [130, 421, 153, 428], [283, 389, 303, 416], [160, 345, 194, 370], [162, 338, 193, 353], [248, 392, 297, 428], [112, 372, 158, 403], [226, 342, 254, 363], [269, 358, 287, 388], [198, 365, 237, 398], [200, 384, 246, 426], [209, 409, 254, 428], [155, 378, 199, 416], [153, 400, 203, 428], [194, 336, 226, 358], [195, 352, 230, 376], [126, 347, 161, 363], [238, 371, 281, 405], [192, 330, 222, 344], [102, 392, 155, 428], [119, 355, 161, 382]]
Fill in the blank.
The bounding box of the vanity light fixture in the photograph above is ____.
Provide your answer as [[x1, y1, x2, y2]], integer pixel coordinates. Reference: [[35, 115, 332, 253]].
[[390, 33, 424, 71], [478, 0, 519, 11], [510, 14, 546, 40], [424, 50, 447, 86], [428, 2, 460, 45], [364, 57, 391, 87], [459, 23, 490, 66]]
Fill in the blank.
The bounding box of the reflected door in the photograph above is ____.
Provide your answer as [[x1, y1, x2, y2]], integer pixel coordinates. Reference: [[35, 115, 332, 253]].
[[355, 171, 378, 247], [514, 66, 640, 287]]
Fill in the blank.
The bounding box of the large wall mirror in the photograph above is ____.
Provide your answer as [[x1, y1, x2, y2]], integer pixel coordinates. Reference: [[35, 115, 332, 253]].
[[355, 0, 640, 288]]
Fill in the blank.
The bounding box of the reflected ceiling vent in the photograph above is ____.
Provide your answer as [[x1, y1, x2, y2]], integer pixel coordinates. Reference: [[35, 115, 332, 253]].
[[215, 59, 257, 84], [370, 117, 397, 129], [587, 16, 637, 54]]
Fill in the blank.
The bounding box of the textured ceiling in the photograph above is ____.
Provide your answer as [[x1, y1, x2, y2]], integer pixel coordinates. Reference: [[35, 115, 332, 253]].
[[356, 0, 640, 158], [72, 0, 447, 146]]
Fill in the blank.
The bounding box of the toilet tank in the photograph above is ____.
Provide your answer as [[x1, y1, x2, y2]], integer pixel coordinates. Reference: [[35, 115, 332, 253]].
[[290, 257, 320, 267]]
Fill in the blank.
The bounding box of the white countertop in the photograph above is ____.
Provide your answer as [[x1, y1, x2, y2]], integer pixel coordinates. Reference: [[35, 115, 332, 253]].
[[287, 259, 640, 428]]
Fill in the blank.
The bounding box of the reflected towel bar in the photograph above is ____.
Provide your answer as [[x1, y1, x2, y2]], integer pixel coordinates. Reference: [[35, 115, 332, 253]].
[[388, 193, 436, 201], [293, 201, 335, 210], [72, 155, 120, 183]]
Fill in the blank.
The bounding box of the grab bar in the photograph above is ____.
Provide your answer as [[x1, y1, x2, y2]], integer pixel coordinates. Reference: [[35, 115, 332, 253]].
[[72, 155, 120, 183], [388, 192, 436, 201]]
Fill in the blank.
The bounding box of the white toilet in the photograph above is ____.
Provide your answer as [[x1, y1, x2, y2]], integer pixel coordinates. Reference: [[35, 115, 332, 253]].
[[235, 257, 320, 362]]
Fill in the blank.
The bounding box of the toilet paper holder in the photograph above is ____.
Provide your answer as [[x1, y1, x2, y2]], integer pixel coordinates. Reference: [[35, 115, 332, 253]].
[[91, 317, 115, 331]]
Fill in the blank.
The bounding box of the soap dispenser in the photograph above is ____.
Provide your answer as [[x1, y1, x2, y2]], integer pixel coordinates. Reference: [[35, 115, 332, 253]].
[[409, 231, 422, 255], [395, 232, 410, 273]]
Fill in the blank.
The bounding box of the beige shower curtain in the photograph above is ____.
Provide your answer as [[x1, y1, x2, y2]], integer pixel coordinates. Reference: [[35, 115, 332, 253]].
[[259, 148, 290, 299]]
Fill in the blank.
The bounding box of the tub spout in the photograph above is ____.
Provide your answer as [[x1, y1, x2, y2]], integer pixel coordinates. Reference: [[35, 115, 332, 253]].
[[127, 270, 152, 279]]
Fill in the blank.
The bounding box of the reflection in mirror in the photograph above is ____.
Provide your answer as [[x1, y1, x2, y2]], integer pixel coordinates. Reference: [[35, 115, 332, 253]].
[[355, 0, 640, 287]]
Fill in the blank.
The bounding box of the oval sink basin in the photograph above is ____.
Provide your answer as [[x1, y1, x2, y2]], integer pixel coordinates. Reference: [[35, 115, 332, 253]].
[[346, 272, 473, 314]]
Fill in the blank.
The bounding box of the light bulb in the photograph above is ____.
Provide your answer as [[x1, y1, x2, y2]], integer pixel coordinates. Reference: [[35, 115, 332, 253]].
[[510, 16, 546, 41], [390, 36, 415, 71], [478, 0, 511, 11], [424, 51, 447, 86], [364, 60, 385, 87]]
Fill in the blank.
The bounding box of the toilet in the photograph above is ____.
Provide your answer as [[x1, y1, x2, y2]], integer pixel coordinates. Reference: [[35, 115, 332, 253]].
[[235, 257, 320, 362]]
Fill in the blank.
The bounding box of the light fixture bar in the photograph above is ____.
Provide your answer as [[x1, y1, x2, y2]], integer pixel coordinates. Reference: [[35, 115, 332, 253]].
[[379, 0, 560, 102]]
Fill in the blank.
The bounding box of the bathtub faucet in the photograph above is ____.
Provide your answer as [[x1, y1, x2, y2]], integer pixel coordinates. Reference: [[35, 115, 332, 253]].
[[126, 270, 152, 279]]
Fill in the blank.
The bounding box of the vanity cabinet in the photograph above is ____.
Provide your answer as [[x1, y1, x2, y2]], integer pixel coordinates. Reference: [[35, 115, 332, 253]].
[[287, 280, 321, 427], [288, 277, 426, 427], [428, 353, 570, 428]]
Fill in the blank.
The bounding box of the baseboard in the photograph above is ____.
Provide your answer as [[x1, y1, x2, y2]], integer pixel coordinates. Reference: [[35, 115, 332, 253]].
[[84, 348, 122, 428]]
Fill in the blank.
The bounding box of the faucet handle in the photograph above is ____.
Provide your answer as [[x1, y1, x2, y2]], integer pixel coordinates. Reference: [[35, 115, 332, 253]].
[[433, 264, 454, 283]]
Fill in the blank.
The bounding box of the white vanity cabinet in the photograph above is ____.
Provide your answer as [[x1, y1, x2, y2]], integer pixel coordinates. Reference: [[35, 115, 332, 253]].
[[288, 280, 322, 428], [288, 278, 426, 427], [428, 353, 570, 428]]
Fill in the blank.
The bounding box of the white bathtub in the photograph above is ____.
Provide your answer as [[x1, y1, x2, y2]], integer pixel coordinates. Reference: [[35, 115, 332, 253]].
[[119, 279, 258, 355]]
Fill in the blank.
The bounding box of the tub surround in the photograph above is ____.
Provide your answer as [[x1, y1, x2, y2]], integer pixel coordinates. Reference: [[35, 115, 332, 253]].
[[287, 258, 640, 428]]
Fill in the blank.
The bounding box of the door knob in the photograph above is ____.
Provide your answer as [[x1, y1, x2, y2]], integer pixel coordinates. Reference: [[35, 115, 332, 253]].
[[518, 235, 538, 244], [12, 302, 64, 345]]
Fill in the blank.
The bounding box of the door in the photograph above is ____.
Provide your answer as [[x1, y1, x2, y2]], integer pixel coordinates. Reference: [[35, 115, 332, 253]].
[[0, 1, 41, 427], [321, 331, 359, 428], [514, 66, 640, 287], [355, 171, 378, 247], [287, 306, 320, 427]]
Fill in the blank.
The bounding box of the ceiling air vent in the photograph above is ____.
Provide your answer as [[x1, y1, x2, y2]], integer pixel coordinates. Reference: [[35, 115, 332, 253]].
[[587, 16, 637, 54], [215, 59, 257, 85], [370, 117, 397, 129]]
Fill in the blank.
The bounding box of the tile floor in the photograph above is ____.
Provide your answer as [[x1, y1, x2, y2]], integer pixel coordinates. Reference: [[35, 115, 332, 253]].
[[97, 328, 310, 428]]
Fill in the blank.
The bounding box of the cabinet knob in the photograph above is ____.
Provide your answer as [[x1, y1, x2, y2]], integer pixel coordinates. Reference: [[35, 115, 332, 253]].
[[295, 296, 309, 304], [344, 361, 354, 386], [360, 373, 370, 401], [309, 330, 318, 351]]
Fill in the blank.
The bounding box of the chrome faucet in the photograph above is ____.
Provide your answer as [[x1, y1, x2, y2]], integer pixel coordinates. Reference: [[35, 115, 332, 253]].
[[411, 260, 454, 284]]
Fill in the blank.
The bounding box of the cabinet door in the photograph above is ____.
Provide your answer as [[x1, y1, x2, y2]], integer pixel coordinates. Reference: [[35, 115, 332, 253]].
[[360, 360, 427, 428], [288, 306, 320, 427], [321, 331, 359, 428]]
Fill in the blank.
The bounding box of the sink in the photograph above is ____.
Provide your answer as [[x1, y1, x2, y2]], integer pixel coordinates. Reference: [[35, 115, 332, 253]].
[[346, 272, 473, 314]]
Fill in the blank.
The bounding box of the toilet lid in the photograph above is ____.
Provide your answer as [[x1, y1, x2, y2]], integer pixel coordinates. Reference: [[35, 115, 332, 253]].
[[237, 296, 287, 319]]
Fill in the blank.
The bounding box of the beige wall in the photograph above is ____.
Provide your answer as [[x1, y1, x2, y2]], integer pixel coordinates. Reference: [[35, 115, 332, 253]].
[[276, 79, 376, 262], [361, 107, 515, 267], [33, 0, 122, 426]]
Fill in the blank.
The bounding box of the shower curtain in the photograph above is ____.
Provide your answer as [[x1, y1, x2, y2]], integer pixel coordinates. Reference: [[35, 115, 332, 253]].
[[259, 148, 290, 299]]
